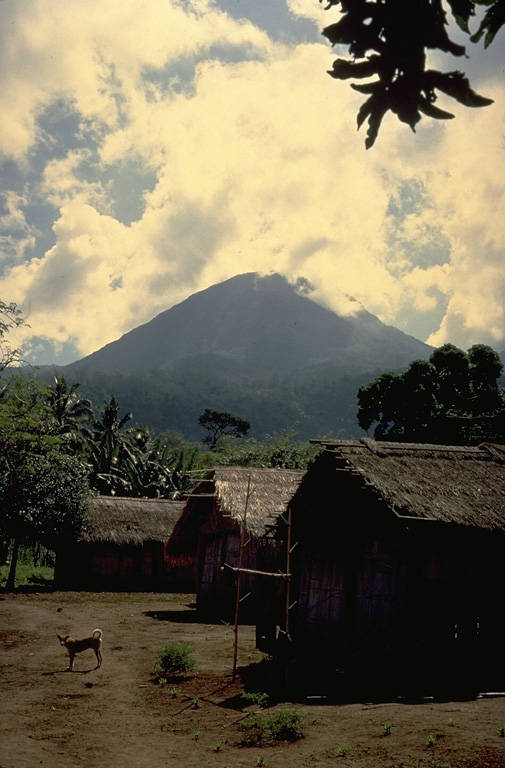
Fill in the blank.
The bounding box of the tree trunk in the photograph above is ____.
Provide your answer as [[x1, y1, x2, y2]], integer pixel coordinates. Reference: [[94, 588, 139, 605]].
[[5, 536, 20, 592], [0, 536, 10, 565]]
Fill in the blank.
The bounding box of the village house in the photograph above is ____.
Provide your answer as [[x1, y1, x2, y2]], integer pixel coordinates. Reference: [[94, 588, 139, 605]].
[[266, 439, 505, 698], [55, 496, 184, 591], [165, 466, 304, 622]]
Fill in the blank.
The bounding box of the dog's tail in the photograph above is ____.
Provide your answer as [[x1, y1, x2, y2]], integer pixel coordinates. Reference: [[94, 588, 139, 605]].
[[93, 629, 102, 639]]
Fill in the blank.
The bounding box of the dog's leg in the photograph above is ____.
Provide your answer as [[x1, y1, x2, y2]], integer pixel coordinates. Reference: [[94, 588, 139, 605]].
[[94, 645, 102, 669], [68, 650, 74, 671]]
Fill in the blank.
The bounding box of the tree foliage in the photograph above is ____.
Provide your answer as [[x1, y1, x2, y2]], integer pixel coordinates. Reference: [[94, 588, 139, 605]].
[[357, 343, 505, 443], [210, 429, 322, 470], [0, 300, 26, 370], [198, 408, 251, 449], [87, 394, 135, 495], [47, 375, 93, 452], [10, 452, 90, 549], [0, 376, 91, 590], [321, 0, 502, 147]]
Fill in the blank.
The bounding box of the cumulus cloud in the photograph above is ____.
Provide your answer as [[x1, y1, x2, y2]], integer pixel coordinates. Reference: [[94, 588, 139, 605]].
[[0, 0, 504, 364], [286, 0, 327, 24], [0, 190, 38, 264]]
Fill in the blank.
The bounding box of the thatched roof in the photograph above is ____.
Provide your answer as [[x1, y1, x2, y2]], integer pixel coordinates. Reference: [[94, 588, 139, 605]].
[[312, 438, 505, 530], [166, 467, 304, 558], [211, 467, 305, 535], [81, 497, 185, 546]]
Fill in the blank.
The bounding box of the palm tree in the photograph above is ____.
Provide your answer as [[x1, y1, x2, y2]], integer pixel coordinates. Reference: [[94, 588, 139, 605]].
[[47, 376, 93, 451], [88, 395, 136, 495]]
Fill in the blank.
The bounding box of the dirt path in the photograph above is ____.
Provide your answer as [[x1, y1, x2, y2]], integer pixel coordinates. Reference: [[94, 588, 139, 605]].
[[2, 591, 505, 768]]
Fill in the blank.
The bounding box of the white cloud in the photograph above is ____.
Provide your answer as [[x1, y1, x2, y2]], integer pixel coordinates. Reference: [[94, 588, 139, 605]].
[[0, 191, 37, 264], [286, 0, 327, 24], [0, 0, 504, 363]]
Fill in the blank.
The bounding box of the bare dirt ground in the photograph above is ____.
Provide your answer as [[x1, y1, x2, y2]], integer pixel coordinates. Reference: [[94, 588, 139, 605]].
[[2, 591, 505, 768]]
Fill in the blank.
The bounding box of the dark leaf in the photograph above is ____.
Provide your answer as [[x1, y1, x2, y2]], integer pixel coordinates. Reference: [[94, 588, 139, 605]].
[[329, 57, 379, 79], [445, 0, 475, 31], [355, 90, 389, 149], [417, 97, 455, 119], [470, 0, 505, 46], [351, 81, 380, 95], [426, 70, 494, 107]]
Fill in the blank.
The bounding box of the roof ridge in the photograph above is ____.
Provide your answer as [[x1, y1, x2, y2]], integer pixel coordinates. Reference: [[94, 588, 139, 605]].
[[320, 438, 489, 457]]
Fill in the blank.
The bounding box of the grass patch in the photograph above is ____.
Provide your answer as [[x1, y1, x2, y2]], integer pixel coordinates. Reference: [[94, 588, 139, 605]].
[[0, 563, 54, 590]]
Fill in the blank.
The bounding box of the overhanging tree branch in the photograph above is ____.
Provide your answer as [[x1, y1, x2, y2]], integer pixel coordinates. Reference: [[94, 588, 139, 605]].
[[321, 0, 501, 147]]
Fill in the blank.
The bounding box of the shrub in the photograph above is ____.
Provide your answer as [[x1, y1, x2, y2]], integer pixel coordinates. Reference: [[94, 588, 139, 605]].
[[238, 707, 306, 746], [155, 642, 197, 678], [241, 691, 270, 708]]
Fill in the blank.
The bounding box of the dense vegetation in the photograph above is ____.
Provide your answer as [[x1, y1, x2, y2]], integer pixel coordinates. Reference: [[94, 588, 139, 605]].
[[358, 343, 505, 444], [33, 365, 368, 442]]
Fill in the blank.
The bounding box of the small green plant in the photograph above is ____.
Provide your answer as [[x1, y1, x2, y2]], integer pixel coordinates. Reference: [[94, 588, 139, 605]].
[[238, 707, 306, 746], [193, 730, 200, 740], [337, 745, 348, 756], [213, 741, 223, 752], [499, 725, 505, 737], [241, 691, 270, 708], [426, 734, 437, 748], [434, 762, 451, 768], [383, 722, 393, 736], [447, 717, 455, 726], [157, 677, 168, 686], [256, 757, 265, 767], [192, 697, 202, 709], [169, 687, 180, 698], [154, 642, 197, 679]]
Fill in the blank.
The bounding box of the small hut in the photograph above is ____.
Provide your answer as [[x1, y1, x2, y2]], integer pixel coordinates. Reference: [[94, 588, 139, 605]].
[[269, 439, 505, 697], [165, 467, 304, 622], [55, 496, 184, 591]]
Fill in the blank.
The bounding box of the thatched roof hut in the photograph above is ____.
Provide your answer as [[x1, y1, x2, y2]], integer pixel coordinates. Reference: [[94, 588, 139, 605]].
[[165, 467, 304, 620], [55, 496, 184, 591], [80, 496, 184, 545], [312, 438, 505, 529], [269, 439, 505, 697]]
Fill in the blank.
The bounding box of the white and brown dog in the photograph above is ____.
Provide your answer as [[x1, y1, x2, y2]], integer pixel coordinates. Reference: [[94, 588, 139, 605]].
[[57, 629, 103, 671]]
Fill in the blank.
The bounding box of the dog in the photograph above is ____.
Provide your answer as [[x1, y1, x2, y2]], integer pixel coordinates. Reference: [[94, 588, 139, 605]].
[[57, 629, 103, 671]]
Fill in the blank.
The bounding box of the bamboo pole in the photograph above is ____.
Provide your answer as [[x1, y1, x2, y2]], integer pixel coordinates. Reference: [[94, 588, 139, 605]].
[[232, 474, 251, 681], [285, 506, 292, 638], [221, 564, 290, 578]]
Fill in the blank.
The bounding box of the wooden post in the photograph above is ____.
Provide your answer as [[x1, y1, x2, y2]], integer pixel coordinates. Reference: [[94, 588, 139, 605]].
[[283, 506, 293, 689], [232, 474, 251, 681], [285, 506, 292, 638]]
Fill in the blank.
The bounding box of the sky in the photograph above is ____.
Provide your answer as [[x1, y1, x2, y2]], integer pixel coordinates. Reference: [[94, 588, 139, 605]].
[[1, 0, 504, 366]]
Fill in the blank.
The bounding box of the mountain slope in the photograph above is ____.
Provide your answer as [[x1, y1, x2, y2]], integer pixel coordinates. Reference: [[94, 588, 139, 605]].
[[67, 272, 431, 376]]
